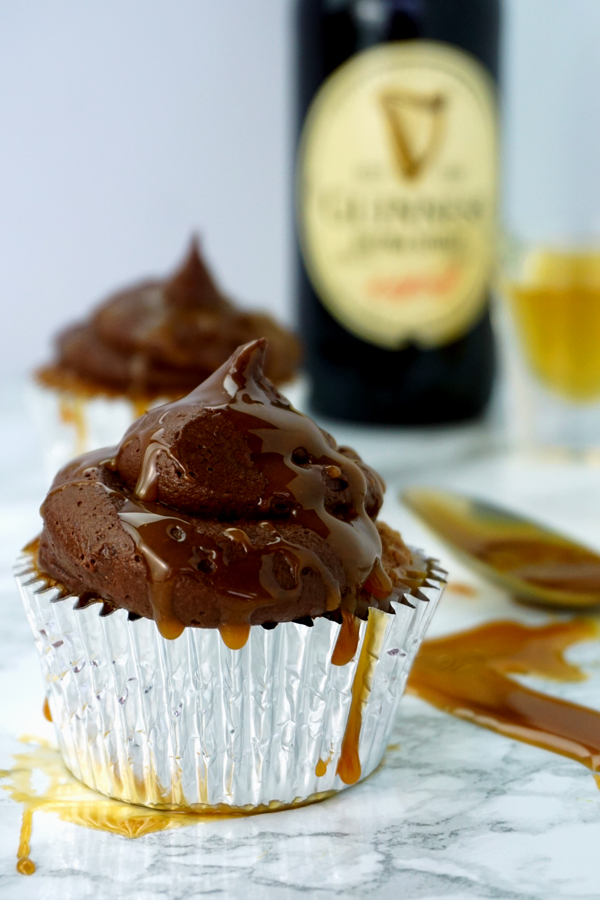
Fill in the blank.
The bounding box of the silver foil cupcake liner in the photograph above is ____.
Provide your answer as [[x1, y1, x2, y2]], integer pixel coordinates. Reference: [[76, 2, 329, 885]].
[[15, 549, 445, 812]]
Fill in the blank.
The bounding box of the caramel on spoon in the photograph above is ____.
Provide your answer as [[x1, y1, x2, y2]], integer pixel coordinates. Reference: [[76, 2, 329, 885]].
[[404, 488, 600, 609]]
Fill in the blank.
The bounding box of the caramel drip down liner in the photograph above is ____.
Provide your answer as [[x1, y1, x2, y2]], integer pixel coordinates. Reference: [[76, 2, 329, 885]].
[[27, 379, 167, 486], [15, 551, 444, 811]]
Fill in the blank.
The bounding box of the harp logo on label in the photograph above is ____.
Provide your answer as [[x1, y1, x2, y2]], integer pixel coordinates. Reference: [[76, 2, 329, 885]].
[[379, 89, 447, 181]]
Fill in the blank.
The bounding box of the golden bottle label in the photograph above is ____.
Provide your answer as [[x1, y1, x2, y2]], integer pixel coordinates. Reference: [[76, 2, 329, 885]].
[[298, 41, 498, 349]]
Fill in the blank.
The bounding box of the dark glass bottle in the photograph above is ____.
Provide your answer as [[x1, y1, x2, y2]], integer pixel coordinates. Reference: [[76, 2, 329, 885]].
[[296, 0, 501, 424]]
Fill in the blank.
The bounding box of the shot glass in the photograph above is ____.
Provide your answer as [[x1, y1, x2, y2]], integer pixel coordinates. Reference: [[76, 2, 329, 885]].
[[500, 238, 600, 453]]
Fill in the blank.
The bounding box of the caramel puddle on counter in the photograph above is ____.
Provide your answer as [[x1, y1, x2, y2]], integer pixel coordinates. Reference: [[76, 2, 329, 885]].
[[1, 739, 337, 876], [0, 739, 215, 876], [408, 618, 600, 782]]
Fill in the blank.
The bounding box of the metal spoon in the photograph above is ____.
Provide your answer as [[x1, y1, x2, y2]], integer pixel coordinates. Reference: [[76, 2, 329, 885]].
[[403, 487, 600, 609]]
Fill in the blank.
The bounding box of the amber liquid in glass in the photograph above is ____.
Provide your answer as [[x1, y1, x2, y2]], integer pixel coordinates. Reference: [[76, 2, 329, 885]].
[[508, 251, 600, 402]]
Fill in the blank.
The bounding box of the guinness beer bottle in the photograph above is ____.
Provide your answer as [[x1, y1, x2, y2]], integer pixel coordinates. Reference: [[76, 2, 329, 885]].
[[296, 0, 501, 423]]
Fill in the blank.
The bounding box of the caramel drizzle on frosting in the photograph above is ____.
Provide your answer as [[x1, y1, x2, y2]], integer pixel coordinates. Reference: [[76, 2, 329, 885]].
[[44, 340, 392, 643]]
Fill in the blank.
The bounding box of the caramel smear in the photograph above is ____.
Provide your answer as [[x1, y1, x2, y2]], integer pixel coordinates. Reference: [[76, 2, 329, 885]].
[[42, 698, 52, 723], [337, 609, 388, 785], [332, 610, 361, 666], [446, 581, 478, 597], [408, 618, 600, 781], [1, 738, 336, 875]]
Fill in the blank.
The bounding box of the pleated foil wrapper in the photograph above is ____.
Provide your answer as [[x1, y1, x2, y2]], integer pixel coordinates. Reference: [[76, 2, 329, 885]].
[[15, 550, 445, 812]]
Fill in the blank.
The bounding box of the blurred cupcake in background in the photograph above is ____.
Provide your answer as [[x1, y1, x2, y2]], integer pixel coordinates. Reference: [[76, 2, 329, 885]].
[[31, 237, 300, 481]]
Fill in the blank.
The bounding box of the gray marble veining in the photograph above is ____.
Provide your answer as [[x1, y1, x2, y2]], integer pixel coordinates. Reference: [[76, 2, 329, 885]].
[[2, 695, 600, 900]]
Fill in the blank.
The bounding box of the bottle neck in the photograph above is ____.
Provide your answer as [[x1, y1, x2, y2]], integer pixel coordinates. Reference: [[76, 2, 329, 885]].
[[303, 0, 500, 82]]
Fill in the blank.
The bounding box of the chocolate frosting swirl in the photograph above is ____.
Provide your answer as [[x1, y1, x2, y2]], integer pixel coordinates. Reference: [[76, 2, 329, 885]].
[[39, 340, 411, 642], [40, 239, 300, 397]]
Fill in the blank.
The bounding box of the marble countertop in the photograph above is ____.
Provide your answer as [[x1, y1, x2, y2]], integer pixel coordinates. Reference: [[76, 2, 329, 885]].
[[1, 380, 600, 900]]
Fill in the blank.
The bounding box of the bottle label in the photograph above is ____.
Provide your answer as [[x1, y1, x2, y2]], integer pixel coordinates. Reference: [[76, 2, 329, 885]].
[[298, 41, 497, 349]]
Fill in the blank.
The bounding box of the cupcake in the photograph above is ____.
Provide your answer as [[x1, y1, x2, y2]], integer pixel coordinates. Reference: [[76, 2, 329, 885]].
[[31, 239, 300, 481], [17, 339, 444, 811]]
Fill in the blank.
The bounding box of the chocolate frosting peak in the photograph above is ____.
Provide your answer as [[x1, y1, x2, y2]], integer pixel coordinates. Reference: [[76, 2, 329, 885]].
[[163, 236, 227, 312], [38, 341, 401, 642], [116, 338, 384, 522]]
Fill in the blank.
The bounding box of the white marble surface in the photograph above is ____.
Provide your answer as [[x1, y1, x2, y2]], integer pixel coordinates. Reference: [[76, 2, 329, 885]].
[[2, 379, 600, 899]]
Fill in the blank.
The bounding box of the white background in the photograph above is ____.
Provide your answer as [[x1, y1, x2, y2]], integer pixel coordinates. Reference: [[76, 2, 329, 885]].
[[1, 0, 600, 378]]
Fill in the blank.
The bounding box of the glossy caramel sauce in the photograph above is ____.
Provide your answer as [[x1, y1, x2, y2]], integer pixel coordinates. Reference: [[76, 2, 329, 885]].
[[405, 488, 600, 608], [132, 398, 149, 420], [21, 538, 72, 601], [409, 618, 600, 781], [43, 340, 394, 642], [446, 581, 478, 597], [0, 739, 206, 876], [37, 364, 165, 405], [218, 623, 251, 650], [332, 610, 361, 666], [315, 759, 328, 777], [1, 738, 336, 876], [337, 608, 388, 785], [119, 339, 390, 638], [315, 746, 334, 777], [21, 548, 435, 805], [42, 698, 51, 722], [59, 397, 87, 455]]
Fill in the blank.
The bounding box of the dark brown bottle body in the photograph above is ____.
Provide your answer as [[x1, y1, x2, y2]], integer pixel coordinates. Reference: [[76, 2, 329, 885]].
[[296, 0, 501, 424]]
